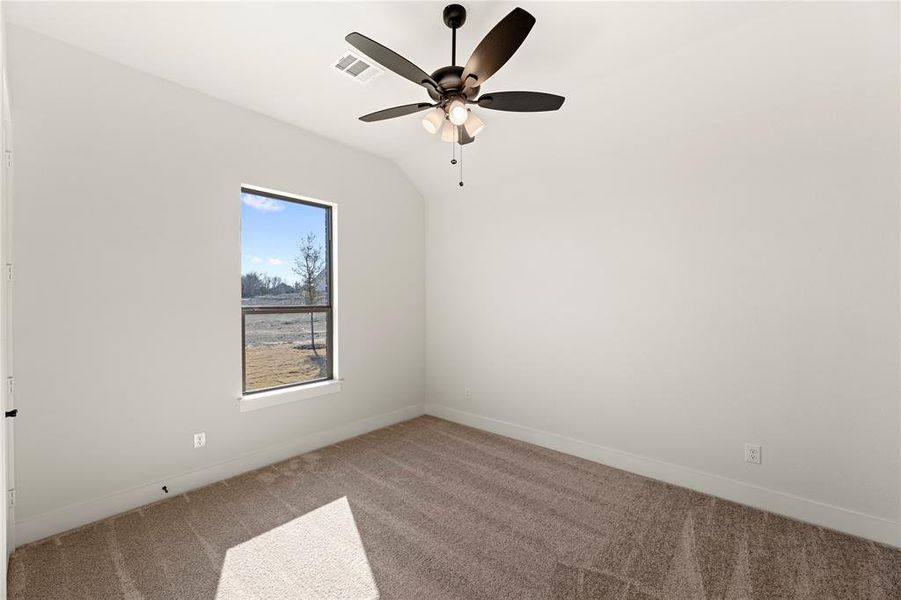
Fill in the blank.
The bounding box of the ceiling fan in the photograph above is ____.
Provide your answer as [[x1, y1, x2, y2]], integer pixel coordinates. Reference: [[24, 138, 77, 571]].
[[345, 4, 564, 184]]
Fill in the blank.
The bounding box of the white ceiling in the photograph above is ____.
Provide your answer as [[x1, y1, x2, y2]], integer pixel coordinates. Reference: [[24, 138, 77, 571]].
[[4, 1, 784, 166]]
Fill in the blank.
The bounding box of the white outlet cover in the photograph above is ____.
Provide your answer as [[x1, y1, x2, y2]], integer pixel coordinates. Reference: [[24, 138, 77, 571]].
[[744, 443, 761, 464], [194, 432, 206, 448]]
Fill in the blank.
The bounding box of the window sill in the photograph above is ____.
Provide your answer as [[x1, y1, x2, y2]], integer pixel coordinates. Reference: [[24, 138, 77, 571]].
[[239, 379, 343, 413]]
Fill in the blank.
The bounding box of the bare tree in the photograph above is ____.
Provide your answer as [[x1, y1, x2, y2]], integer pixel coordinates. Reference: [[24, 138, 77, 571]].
[[265, 275, 284, 294], [292, 232, 325, 357], [241, 272, 265, 298]]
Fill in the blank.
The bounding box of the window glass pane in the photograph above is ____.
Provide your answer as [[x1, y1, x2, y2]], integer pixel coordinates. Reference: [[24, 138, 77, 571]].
[[244, 311, 329, 392], [241, 191, 329, 307]]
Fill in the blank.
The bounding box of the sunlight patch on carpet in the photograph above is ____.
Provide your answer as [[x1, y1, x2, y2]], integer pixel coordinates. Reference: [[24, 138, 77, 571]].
[[215, 496, 379, 599]]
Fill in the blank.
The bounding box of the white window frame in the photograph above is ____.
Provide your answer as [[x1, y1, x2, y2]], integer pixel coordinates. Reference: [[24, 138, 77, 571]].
[[238, 184, 340, 412]]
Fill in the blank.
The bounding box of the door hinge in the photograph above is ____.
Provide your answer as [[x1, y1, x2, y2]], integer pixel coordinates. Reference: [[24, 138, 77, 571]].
[[6, 377, 12, 397], [4, 150, 11, 169], [7, 489, 14, 507], [5, 264, 12, 282]]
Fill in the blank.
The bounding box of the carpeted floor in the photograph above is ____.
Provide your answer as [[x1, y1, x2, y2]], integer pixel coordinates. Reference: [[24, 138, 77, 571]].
[[8, 416, 901, 599]]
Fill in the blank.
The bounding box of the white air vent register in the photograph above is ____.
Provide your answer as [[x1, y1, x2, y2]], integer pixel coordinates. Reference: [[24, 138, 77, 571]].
[[332, 51, 382, 84]]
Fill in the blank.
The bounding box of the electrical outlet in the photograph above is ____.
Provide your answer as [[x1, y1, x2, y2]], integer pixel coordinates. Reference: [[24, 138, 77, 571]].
[[464, 386, 472, 400], [744, 443, 761, 465], [193, 432, 206, 449]]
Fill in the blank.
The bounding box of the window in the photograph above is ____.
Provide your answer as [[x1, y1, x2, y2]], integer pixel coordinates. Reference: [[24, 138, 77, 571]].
[[241, 187, 333, 394]]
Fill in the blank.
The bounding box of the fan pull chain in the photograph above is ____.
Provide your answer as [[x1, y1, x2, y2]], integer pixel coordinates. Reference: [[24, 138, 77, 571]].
[[451, 134, 456, 165], [459, 141, 464, 187]]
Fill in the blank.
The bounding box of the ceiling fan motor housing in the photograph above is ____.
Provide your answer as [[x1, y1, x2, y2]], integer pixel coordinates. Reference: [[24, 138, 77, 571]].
[[428, 66, 479, 102]]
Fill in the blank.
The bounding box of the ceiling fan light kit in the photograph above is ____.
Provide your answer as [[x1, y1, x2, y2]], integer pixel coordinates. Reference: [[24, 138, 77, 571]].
[[447, 99, 469, 125], [440, 120, 458, 143], [421, 107, 446, 134], [463, 111, 484, 137], [346, 3, 564, 186]]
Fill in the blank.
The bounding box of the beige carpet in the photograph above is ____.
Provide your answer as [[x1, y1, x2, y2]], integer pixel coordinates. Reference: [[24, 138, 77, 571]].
[[8, 416, 900, 599]]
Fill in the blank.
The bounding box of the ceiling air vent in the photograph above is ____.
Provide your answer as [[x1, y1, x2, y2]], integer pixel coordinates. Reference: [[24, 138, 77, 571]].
[[332, 51, 382, 85]]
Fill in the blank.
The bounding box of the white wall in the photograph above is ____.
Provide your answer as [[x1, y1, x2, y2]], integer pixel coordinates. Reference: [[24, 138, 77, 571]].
[[406, 2, 901, 545], [8, 26, 424, 544], [0, 0, 10, 584]]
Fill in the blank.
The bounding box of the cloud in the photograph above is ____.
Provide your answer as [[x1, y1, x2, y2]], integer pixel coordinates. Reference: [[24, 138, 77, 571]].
[[250, 256, 264, 264], [242, 193, 284, 212], [268, 258, 283, 266]]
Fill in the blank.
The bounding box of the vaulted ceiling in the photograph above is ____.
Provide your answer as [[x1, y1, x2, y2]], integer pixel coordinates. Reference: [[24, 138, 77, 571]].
[[4, 1, 784, 170]]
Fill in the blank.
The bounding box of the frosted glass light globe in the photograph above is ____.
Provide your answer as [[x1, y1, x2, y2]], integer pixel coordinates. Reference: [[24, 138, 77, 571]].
[[463, 112, 485, 137], [421, 108, 444, 134], [440, 121, 458, 143], [448, 100, 468, 126]]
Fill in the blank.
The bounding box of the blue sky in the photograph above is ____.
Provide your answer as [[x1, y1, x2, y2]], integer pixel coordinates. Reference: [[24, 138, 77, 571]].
[[241, 191, 327, 284]]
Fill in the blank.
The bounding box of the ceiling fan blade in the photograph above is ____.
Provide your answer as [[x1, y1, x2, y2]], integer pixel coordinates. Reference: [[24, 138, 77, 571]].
[[477, 92, 565, 112], [359, 103, 435, 122], [346, 32, 440, 92], [460, 8, 535, 91]]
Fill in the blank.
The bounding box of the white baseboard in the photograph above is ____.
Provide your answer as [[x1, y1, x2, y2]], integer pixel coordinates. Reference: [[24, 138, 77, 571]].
[[424, 403, 901, 548], [15, 404, 424, 548], [18, 402, 899, 549]]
